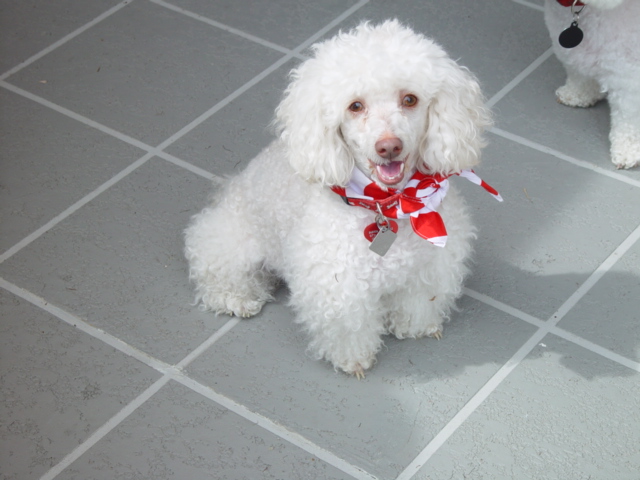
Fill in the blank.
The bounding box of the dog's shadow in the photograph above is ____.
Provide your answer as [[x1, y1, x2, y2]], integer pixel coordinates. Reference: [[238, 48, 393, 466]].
[[388, 262, 639, 383]]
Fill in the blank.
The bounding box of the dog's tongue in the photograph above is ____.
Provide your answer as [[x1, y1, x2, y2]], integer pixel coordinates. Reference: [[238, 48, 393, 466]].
[[376, 161, 405, 185]]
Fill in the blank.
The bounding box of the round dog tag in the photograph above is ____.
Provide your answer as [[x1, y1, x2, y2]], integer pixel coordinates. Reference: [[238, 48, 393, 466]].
[[559, 22, 583, 48], [364, 220, 398, 242]]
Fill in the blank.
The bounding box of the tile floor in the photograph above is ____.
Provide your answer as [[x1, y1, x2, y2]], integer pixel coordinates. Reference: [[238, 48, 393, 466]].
[[1, 0, 639, 479]]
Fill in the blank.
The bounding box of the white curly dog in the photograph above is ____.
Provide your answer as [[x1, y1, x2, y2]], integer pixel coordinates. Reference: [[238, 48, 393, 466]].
[[184, 21, 500, 378], [545, 0, 640, 169]]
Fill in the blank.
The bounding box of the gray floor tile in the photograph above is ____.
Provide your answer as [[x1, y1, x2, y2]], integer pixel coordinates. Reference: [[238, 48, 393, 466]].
[[0, 0, 122, 74], [0, 88, 144, 253], [166, 60, 294, 176], [422, 336, 640, 480], [56, 380, 354, 480], [0, 288, 161, 480], [321, 0, 552, 99], [169, 0, 359, 49], [558, 240, 640, 365], [185, 293, 537, 479], [5, 0, 284, 146], [457, 133, 640, 320], [0, 159, 224, 364]]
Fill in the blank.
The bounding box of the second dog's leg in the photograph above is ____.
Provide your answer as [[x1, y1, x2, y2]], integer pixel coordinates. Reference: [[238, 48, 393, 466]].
[[556, 66, 605, 108], [607, 88, 640, 169]]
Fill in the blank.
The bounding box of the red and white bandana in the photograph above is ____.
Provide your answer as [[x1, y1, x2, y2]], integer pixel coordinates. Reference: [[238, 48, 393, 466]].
[[331, 168, 503, 247]]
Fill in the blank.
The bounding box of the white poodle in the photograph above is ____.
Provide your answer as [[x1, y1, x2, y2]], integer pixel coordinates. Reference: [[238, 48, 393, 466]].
[[184, 21, 501, 378], [544, 0, 640, 169]]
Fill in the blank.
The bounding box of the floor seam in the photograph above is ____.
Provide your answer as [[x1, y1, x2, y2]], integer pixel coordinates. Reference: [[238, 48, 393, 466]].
[[463, 287, 640, 372], [0, 0, 134, 82], [485, 47, 553, 108], [149, 0, 308, 60], [511, 0, 546, 12], [490, 127, 640, 188]]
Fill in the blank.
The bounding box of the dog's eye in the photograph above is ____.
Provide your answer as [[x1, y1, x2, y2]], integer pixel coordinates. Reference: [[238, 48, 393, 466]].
[[402, 94, 418, 107], [348, 101, 364, 113]]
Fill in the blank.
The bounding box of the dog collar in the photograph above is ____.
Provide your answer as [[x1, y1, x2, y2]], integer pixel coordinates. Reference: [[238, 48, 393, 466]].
[[557, 0, 584, 6], [331, 168, 502, 248]]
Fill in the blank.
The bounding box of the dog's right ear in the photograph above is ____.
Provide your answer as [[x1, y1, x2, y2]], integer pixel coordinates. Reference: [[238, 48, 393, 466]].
[[275, 62, 354, 186]]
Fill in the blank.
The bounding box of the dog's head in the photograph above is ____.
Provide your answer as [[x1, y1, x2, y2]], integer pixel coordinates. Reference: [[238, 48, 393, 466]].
[[275, 20, 492, 188]]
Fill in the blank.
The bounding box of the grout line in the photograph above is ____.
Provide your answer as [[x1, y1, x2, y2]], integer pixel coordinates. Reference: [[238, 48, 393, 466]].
[[154, 55, 292, 152], [464, 286, 640, 373], [0, 0, 134, 82], [174, 317, 240, 369], [156, 150, 218, 181], [548, 222, 640, 321], [490, 127, 640, 189], [511, 0, 546, 12], [486, 48, 553, 108], [396, 328, 549, 480], [173, 373, 378, 480], [291, 0, 371, 53], [0, 81, 152, 152], [39, 376, 171, 480], [0, 278, 174, 371], [463, 287, 546, 329], [149, 0, 306, 60], [400, 222, 640, 479], [1, 80, 219, 183], [550, 328, 640, 372], [0, 153, 153, 264]]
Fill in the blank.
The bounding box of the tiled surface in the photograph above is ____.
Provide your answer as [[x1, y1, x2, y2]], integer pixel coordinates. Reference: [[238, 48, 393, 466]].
[[1, 1, 639, 479]]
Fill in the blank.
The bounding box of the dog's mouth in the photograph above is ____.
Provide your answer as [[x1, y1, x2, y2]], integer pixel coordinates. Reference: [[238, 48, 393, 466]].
[[371, 157, 408, 186]]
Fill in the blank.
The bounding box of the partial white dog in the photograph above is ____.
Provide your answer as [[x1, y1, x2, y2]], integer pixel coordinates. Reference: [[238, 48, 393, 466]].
[[545, 0, 640, 169], [184, 20, 498, 377]]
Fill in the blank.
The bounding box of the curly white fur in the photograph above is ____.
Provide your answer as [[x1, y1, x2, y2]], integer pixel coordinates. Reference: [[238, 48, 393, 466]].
[[184, 20, 492, 377], [545, 0, 640, 169]]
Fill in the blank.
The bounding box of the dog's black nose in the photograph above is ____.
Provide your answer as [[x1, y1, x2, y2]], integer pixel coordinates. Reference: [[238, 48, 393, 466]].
[[375, 137, 403, 160]]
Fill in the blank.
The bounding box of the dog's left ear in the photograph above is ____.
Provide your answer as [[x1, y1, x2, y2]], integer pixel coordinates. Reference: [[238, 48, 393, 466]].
[[419, 61, 492, 175]]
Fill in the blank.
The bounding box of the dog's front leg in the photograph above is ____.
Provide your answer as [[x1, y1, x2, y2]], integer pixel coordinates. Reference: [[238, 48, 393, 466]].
[[287, 267, 387, 378]]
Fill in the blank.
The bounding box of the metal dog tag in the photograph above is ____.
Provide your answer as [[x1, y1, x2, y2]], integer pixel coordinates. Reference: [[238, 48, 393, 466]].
[[369, 226, 397, 256], [559, 1, 585, 49], [559, 21, 583, 48]]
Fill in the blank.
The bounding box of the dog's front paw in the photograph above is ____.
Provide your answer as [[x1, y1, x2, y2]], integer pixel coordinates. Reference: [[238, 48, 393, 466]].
[[555, 83, 605, 108], [338, 358, 375, 380], [197, 290, 268, 318], [222, 297, 266, 318], [386, 311, 444, 340]]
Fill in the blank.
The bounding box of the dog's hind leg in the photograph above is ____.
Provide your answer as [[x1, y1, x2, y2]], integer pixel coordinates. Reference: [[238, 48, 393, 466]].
[[184, 193, 276, 317]]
